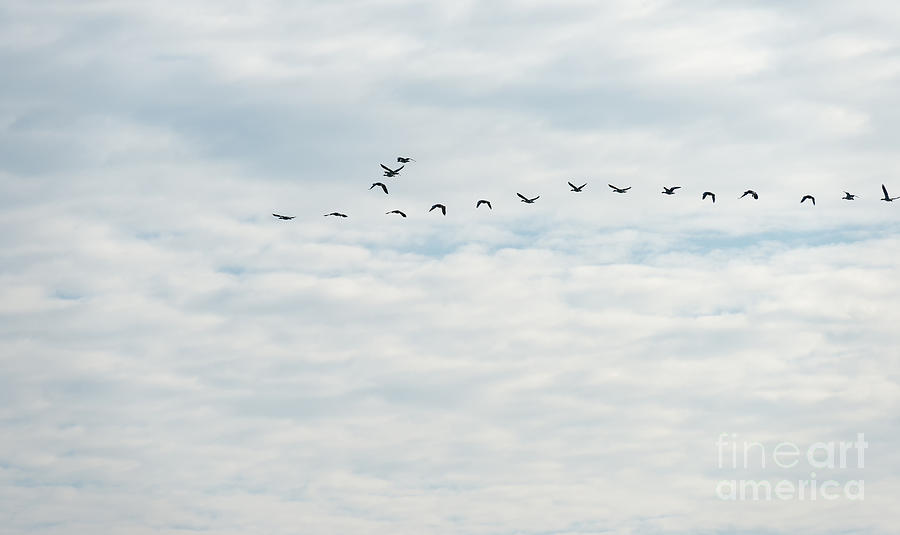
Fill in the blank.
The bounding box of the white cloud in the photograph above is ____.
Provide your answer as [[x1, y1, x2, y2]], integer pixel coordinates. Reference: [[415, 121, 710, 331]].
[[2, 1, 900, 534]]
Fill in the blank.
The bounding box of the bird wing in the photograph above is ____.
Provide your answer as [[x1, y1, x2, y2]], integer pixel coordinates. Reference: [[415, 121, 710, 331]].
[[884, 184, 891, 198], [568, 182, 576, 189], [530, 196, 540, 202], [608, 184, 618, 190], [517, 193, 528, 201], [672, 186, 681, 190], [578, 183, 587, 189], [378, 183, 388, 194], [380, 164, 391, 172], [623, 187, 631, 191]]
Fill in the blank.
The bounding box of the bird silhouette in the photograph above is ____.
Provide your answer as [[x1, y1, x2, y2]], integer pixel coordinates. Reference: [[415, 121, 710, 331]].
[[272, 213, 295, 220], [881, 184, 899, 201], [843, 191, 858, 200], [740, 190, 759, 199], [397, 157, 415, 163], [386, 210, 407, 217], [702, 191, 716, 203], [517, 193, 540, 203], [381, 164, 404, 177], [609, 184, 631, 193], [801, 195, 816, 205], [476, 200, 492, 209], [661, 186, 681, 195], [324, 212, 348, 217], [370, 182, 389, 194], [568, 181, 587, 192], [429, 203, 447, 215]]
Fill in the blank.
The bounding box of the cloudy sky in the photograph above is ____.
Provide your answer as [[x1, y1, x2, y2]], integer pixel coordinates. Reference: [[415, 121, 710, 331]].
[[2, 1, 900, 533]]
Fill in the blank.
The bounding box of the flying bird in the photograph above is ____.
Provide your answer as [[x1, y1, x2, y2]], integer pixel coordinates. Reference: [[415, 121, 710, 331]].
[[397, 157, 415, 163], [842, 191, 858, 200], [272, 213, 295, 220], [381, 164, 404, 177], [369, 182, 389, 194], [517, 193, 540, 203], [324, 212, 348, 217], [476, 200, 492, 209], [429, 203, 447, 215], [661, 186, 681, 195], [609, 184, 631, 193], [740, 190, 759, 200], [881, 184, 899, 201], [386, 210, 407, 217], [568, 181, 587, 192], [801, 195, 816, 205], [702, 191, 716, 203]]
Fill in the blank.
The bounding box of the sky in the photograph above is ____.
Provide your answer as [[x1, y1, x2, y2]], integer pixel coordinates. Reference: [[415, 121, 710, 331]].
[[2, 1, 900, 534]]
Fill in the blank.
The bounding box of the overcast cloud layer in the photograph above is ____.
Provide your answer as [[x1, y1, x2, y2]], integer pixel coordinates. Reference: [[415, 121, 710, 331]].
[[2, 1, 900, 534]]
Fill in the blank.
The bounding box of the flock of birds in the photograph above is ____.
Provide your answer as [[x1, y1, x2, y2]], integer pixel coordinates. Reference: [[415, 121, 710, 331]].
[[271, 157, 900, 220]]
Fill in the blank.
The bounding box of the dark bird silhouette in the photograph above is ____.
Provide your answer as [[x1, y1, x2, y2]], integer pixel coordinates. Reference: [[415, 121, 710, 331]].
[[476, 200, 492, 209], [517, 193, 540, 203], [324, 212, 348, 217], [429, 203, 447, 216], [369, 182, 389, 194], [801, 195, 816, 205], [702, 191, 716, 203], [381, 164, 404, 177], [386, 210, 407, 217], [397, 157, 415, 163], [609, 184, 631, 193], [881, 184, 899, 202], [568, 181, 587, 192], [842, 191, 858, 200], [740, 190, 758, 200], [661, 186, 681, 195], [272, 213, 295, 220]]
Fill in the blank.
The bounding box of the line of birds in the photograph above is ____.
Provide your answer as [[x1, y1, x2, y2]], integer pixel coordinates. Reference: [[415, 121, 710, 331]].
[[271, 159, 900, 220]]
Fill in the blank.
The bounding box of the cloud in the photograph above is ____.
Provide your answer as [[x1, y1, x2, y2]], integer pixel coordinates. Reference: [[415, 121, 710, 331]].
[[2, 1, 900, 534]]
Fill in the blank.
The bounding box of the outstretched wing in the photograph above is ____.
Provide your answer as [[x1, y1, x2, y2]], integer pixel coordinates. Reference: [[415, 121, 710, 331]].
[[884, 184, 891, 198], [517, 193, 528, 201], [380, 164, 391, 172]]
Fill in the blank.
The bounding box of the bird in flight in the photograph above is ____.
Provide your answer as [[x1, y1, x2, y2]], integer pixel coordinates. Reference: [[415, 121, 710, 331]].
[[397, 157, 415, 163], [476, 200, 492, 209], [881, 184, 899, 202], [842, 191, 858, 200], [568, 181, 587, 192], [609, 184, 631, 193], [702, 191, 716, 203], [370, 182, 389, 194], [661, 186, 681, 195], [386, 210, 407, 217], [324, 212, 348, 217], [517, 193, 540, 203], [381, 164, 404, 177], [740, 190, 759, 200], [429, 203, 447, 215], [272, 213, 295, 220], [801, 195, 816, 205]]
